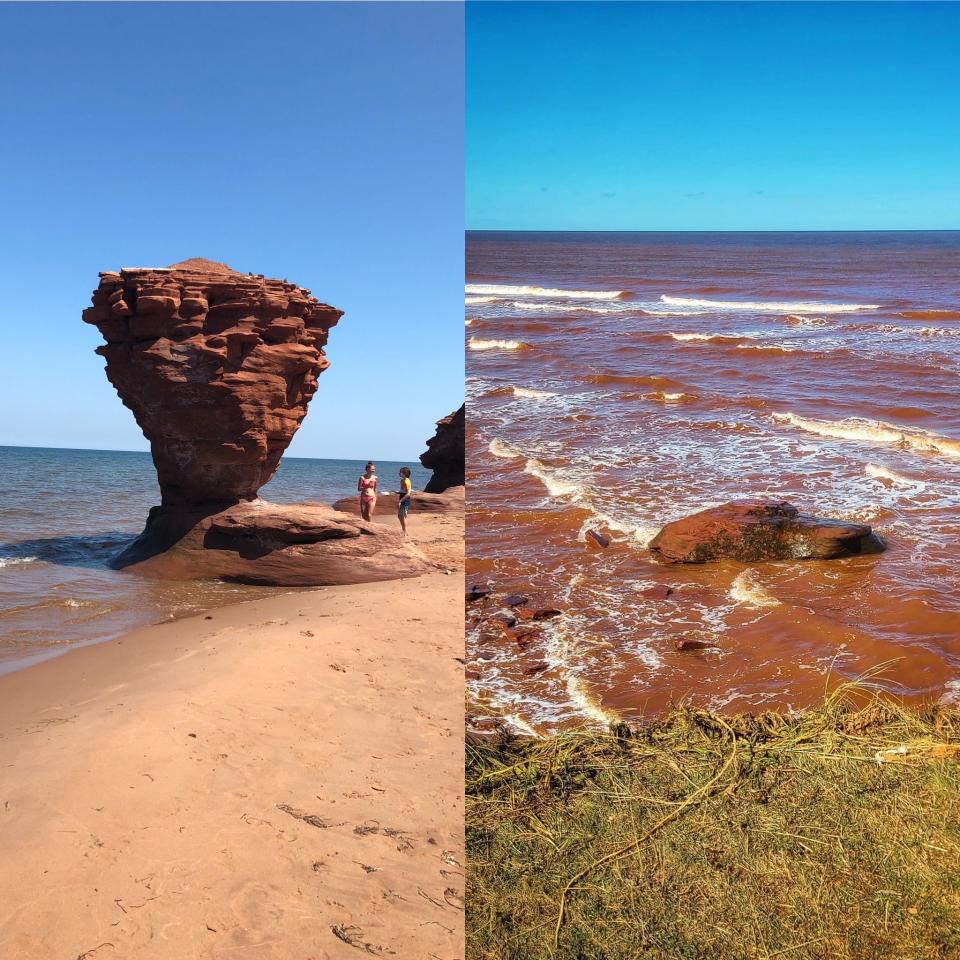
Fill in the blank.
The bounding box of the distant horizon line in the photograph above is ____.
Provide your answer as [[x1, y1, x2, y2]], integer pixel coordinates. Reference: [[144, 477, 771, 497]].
[[0, 442, 426, 465], [466, 228, 960, 234]]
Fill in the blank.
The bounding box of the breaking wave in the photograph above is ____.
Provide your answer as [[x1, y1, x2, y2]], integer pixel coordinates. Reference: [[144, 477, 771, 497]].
[[468, 338, 526, 352], [524, 459, 588, 502], [488, 438, 523, 459], [730, 570, 780, 608], [865, 464, 925, 488], [512, 386, 557, 399], [0, 556, 38, 569], [773, 412, 960, 459], [661, 295, 880, 314], [466, 283, 630, 301]]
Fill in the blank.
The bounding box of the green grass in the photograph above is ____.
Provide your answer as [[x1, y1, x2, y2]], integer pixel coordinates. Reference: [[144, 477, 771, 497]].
[[467, 685, 960, 960]]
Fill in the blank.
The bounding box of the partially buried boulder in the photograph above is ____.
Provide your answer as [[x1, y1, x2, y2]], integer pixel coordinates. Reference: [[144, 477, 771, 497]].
[[649, 500, 885, 564], [420, 405, 465, 493]]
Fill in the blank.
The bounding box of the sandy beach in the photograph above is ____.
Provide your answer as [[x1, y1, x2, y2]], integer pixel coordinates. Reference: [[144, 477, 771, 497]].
[[0, 510, 464, 960]]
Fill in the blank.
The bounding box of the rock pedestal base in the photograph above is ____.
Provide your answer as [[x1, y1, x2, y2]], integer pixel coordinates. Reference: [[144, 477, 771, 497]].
[[113, 500, 433, 586]]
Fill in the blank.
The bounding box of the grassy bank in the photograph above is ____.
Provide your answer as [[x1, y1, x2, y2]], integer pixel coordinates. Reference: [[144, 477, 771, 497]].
[[467, 686, 960, 960]]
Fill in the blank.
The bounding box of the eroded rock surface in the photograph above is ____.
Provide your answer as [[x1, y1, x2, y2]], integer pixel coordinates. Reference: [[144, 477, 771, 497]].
[[84, 259, 432, 585], [649, 500, 886, 564], [83, 258, 341, 505], [420, 405, 465, 494], [112, 500, 431, 586]]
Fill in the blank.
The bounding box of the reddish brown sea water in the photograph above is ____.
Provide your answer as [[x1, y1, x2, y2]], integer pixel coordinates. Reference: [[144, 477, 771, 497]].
[[466, 231, 960, 732]]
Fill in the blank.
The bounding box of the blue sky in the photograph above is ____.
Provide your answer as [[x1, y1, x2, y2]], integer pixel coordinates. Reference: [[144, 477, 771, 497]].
[[468, 2, 960, 231], [0, 2, 463, 461]]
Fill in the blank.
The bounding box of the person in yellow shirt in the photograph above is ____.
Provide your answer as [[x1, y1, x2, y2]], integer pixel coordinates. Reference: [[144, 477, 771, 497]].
[[397, 466, 413, 536]]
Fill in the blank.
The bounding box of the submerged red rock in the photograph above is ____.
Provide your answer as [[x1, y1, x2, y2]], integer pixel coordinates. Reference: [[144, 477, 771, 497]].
[[420, 405, 465, 493], [649, 500, 886, 564], [84, 259, 431, 585]]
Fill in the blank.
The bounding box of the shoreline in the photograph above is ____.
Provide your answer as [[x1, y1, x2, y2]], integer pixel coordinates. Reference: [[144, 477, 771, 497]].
[[0, 511, 464, 959]]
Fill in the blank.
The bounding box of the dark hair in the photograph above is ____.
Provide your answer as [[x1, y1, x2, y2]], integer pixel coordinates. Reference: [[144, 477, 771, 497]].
[[400, 466, 411, 477], [365, 462, 375, 470]]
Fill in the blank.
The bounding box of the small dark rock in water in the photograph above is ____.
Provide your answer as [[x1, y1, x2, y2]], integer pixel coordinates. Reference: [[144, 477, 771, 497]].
[[466, 584, 493, 602], [675, 638, 719, 652], [532, 608, 563, 621], [490, 612, 519, 628], [650, 499, 886, 564], [477, 650, 496, 660], [586, 529, 610, 548], [524, 661, 549, 675], [512, 631, 537, 649], [503, 594, 529, 607], [466, 670, 482, 681], [640, 585, 674, 600]]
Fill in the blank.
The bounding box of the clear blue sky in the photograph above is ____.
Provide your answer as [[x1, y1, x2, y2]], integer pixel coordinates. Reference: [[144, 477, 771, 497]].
[[0, 2, 463, 462], [468, 1, 960, 231]]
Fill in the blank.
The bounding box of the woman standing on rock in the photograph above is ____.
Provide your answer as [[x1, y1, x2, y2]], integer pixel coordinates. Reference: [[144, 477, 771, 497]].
[[358, 462, 378, 521]]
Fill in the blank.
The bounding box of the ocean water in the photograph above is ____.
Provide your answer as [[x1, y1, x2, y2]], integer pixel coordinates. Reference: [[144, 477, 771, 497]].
[[466, 231, 960, 732], [0, 446, 428, 673]]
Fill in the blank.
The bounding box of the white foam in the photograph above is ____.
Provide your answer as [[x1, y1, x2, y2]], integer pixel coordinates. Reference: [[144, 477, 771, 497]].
[[501, 713, 541, 737], [661, 295, 879, 314], [580, 512, 659, 547], [0, 556, 37, 569], [773, 412, 960, 460], [645, 391, 692, 404], [465, 295, 498, 305], [466, 283, 628, 301], [524, 459, 588, 503], [512, 386, 557, 399], [567, 674, 622, 726], [670, 332, 720, 341], [865, 464, 925, 488], [729, 571, 780, 608], [543, 617, 623, 727], [464, 318, 473, 326], [468, 338, 523, 351], [488, 438, 522, 459]]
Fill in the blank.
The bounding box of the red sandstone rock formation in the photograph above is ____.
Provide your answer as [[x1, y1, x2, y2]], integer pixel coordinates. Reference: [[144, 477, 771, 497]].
[[649, 500, 886, 564], [420, 405, 465, 494], [83, 258, 341, 505], [84, 259, 432, 585], [112, 501, 430, 586]]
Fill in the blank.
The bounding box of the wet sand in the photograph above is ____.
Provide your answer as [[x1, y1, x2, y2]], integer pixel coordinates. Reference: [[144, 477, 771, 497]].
[[0, 511, 464, 959]]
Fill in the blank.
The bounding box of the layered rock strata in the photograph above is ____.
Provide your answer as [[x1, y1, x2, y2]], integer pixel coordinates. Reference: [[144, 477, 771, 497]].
[[83, 258, 341, 505], [649, 500, 886, 564], [420, 405, 465, 493], [84, 259, 431, 585]]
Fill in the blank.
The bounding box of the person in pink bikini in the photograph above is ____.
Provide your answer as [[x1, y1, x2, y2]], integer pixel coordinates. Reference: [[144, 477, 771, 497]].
[[357, 461, 378, 521]]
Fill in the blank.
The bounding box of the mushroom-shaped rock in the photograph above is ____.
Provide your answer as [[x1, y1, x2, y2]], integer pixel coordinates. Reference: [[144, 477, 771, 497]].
[[649, 500, 886, 564], [84, 259, 431, 585], [84, 258, 341, 505]]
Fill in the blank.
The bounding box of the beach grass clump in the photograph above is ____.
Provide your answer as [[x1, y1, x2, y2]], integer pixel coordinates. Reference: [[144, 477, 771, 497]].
[[467, 685, 960, 960]]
